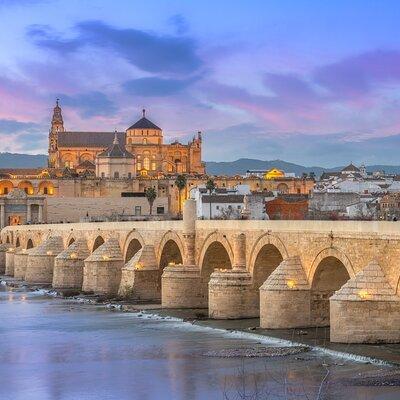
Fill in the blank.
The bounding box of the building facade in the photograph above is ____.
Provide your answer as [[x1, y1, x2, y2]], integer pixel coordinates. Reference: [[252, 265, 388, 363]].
[[48, 101, 205, 176]]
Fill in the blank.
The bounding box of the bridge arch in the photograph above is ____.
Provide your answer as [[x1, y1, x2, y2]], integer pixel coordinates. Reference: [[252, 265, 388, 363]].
[[26, 238, 33, 249], [91, 235, 105, 253], [123, 231, 145, 263], [157, 231, 184, 268], [308, 247, 355, 283], [158, 239, 183, 270], [198, 232, 233, 281], [309, 247, 354, 327], [249, 233, 288, 288], [65, 232, 78, 248]]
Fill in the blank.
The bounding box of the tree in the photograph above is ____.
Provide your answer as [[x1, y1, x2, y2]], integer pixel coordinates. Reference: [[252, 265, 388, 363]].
[[174, 175, 187, 217], [206, 178, 216, 219], [145, 187, 157, 215]]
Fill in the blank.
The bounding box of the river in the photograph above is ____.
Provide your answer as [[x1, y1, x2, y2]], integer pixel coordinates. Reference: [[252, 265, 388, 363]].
[[0, 284, 399, 400]]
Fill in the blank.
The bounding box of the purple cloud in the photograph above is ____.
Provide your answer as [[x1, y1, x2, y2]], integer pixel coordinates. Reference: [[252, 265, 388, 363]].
[[28, 20, 203, 75], [58, 91, 117, 118], [122, 76, 199, 97], [314, 49, 400, 99]]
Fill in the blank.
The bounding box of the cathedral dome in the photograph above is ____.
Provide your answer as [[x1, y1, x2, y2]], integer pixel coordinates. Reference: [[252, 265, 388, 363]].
[[264, 168, 285, 180]]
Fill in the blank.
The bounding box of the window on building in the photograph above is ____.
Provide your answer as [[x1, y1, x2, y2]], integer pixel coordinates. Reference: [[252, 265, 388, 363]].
[[151, 162, 156, 171], [143, 157, 150, 170], [101, 172, 105, 178], [128, 173, 132, 179], [156, 206, 165, 214], [137, 162, 142, 170], [114, 171, 119, 179], [143, 138, 147, 144], [4, 188, 8, 195], [216, 205, 220, 210], [238, 205, 241, 209], [43, 187, 48, 195], [297, 189, 301, 194], [134, 206, 141, 216]]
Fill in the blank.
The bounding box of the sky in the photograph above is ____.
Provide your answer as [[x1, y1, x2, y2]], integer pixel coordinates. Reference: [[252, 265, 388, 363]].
[[1, 0, 400, 166]]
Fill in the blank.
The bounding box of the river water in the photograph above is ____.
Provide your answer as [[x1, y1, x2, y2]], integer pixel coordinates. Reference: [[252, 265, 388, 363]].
[[0, 285, 399, 400]]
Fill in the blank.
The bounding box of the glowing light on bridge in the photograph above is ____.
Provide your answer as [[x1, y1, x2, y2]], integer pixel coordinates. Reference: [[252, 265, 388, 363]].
[[358, 289, 369, 300], [286, 279, 296, 289]]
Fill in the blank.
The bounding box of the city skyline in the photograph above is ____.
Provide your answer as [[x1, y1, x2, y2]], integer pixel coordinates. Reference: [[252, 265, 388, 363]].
[[1, 0, 400, 166]]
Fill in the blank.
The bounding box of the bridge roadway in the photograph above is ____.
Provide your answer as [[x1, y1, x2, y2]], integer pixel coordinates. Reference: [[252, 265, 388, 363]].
[[1, 200, 400, 344]]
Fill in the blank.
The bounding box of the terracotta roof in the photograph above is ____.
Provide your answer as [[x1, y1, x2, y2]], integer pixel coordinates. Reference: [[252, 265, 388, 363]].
[[127, 117, 161, 131], [58, 131, 125, 148]]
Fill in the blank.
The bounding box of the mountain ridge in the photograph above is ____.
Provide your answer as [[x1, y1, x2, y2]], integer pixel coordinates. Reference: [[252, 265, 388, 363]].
[[0, 153, 399, 176]]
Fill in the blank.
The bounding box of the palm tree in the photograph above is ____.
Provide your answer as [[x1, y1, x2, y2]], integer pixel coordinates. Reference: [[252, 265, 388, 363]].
[[206, 178, 216, 219], [174, 174, 187, 217], [145, 187, 157, 215]]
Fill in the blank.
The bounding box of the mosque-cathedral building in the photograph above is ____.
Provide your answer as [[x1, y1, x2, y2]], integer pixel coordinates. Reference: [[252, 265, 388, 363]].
[[0, 101, 314, 226], [48, 100, 205, 176]]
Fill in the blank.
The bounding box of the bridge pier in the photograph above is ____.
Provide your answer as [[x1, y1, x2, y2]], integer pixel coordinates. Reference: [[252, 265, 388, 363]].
[[119, 245, 160, 301], [53, 239, 89, 289], [330, 261, 400, 343], [25, 236, 64, 284], [0, 243, 8, 274], [209, 233, 258, 319], [14, 248, 33, 280], [260, 257, 311, 328], [83, 238, 123, 296], [5, 247, 17, 276], [162, 199, 207, 308]]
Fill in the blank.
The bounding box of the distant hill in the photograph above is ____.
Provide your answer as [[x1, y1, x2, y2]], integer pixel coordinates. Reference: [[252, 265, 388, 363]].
[[205, 159, 337, 176], [0, 153, 399, 177], [205, 158, 400, 176], [0, 152, 47, 168]]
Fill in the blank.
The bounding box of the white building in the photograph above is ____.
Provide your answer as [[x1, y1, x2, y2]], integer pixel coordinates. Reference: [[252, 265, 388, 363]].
[[191, 185, 266, 220]]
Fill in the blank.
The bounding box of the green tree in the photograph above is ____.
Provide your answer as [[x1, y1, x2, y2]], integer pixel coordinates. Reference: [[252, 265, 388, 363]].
[[145, 187, 157, 215], [174, 174, 187, 217], [206, 178, 216, 219]]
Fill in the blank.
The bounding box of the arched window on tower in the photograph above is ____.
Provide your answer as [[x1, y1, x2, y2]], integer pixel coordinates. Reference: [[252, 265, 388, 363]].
[[143, 138, 147, 144]]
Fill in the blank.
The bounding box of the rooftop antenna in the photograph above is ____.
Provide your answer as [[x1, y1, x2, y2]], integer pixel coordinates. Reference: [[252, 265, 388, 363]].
[[142, 108, 146, 118]]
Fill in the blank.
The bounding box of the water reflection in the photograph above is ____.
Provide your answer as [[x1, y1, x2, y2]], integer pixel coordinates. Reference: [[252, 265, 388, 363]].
[[0, 286, 398, 400]]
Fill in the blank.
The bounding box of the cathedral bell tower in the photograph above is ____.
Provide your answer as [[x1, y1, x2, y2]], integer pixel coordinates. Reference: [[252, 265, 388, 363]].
[[48, 99, 64, 168]]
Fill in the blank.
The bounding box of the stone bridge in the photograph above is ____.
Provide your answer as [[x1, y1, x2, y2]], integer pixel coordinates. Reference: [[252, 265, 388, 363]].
[[2, 200, 400, 344]]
